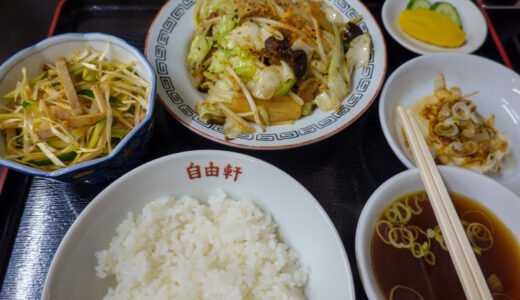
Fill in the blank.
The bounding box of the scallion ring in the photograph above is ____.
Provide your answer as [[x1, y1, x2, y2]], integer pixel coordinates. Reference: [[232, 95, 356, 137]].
[[452, 101, 470, 121], [434, 117, 459, 137]]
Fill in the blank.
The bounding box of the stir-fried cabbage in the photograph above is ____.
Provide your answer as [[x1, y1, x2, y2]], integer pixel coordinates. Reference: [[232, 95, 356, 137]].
[[195, 0, 233, 24], [189, 0, 372, 139], [187, 35, 212, 67], [250, 67, 284, 99], [346, 33, 372, 70], [315, 25, 350, 112], [247, 62, 295, 99], [206, 48, 256, 78], [225, 22, 272, 51], [213, 14, 240, 47]]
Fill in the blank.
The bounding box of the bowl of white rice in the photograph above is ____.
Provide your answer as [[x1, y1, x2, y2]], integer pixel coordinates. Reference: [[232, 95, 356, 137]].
[[42, 150, 355, 300]]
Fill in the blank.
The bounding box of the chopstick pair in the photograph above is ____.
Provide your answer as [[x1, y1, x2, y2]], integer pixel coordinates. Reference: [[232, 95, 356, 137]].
[[397, 106, 492, 300]]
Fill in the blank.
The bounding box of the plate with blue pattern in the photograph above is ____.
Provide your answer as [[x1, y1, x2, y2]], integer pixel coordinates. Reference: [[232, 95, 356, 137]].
[[145, 0, 387, 149]]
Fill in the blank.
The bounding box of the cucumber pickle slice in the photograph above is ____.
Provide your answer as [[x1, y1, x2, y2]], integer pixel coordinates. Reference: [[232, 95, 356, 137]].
[[431, 2, 463, 29], [406, 0, 432, 9], [406, 0, 463, 29]]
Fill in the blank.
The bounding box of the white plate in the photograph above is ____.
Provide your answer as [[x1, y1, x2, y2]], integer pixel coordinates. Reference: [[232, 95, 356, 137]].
[[379, 53, 520, 195], [42, 150, 355, 300], [382, 0, 487, 55], [355, 166, 520, 299], [145, 0, 386, 149]]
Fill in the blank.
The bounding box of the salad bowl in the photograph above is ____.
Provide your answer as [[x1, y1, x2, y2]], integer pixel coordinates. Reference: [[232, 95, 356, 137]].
[[0, 33, 156, 183]]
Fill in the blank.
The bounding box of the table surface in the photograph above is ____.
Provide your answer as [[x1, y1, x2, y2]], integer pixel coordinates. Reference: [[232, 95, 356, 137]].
[[0, 1, 518, 300]]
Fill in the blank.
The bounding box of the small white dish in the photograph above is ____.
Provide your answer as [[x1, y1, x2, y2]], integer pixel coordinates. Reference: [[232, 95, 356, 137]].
[[382, 0, 487, 55], [42, 150, 355, 300], [145, 0, 387, 149], [379, 53, 520, 195], [355, 166, 520, 299]]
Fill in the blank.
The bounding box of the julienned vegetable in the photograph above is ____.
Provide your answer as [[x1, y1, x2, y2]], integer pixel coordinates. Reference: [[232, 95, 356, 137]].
[[0, 44, 151, 171], [188, 0, 372, 139]]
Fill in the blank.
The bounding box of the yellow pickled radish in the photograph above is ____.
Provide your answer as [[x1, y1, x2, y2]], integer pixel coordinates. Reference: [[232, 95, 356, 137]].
[[398, 9, 465, 48]]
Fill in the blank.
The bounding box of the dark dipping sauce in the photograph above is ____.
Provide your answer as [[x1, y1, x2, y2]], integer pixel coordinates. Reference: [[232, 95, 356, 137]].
[[370, 191, 520, 300]]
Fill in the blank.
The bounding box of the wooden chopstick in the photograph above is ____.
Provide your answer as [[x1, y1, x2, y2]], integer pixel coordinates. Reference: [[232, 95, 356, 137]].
[[397, 106, 492, 300]]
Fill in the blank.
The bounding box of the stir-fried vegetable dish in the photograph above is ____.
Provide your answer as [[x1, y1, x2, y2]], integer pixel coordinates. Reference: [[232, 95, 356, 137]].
[[188, 0, 372, 139], [0, 44, 151, 171], [407, 74, 512, 173]]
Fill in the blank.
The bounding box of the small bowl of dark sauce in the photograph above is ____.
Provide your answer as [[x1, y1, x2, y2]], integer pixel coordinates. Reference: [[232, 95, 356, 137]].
[[356, 166, 520, 300]]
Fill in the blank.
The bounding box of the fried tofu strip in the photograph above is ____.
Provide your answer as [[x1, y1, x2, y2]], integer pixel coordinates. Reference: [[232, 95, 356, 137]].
[[64, 112, 105, 128], [34, 129, 56, 142], [91, 84, 107, 113], [113, 115, 133, 130], [54, 56, 83, 116]]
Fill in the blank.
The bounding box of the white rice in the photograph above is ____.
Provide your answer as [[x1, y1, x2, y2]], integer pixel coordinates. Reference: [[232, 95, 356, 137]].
[[95, 190, 308, 300]]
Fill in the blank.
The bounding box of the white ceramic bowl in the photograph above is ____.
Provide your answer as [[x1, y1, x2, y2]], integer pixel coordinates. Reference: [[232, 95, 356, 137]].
[[382, 0, 487, 55], [355, 166, 520, 299], [0, 33, 156, 183], [42, 150, 355, 300], [145, 0, 387, 149], [379, 53, 520, 195]]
